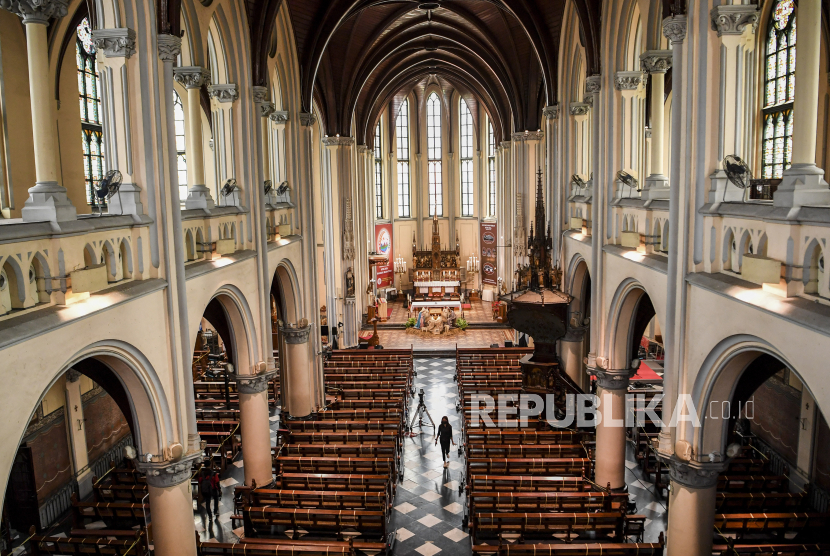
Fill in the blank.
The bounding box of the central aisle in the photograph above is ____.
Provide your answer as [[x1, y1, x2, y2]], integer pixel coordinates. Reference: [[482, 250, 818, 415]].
[[391, 358, 469, 555]]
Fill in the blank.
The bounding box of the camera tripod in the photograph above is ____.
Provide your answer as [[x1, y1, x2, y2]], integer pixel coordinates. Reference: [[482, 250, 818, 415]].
[[407, 390, 435, 436]]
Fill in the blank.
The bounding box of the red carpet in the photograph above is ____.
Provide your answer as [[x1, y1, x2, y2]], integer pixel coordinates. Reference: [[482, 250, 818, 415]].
[[359, 331, 374, 340], [462, 304, 472, 309], [388, 308, 394, 319], [632, 361, 661, 382]]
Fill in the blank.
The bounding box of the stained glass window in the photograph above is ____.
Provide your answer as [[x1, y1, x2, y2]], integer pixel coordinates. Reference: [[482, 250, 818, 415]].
[[173, 91, 188, 200], [396, 99, 411, 218], [488, 122, 496, 217], [427, 93, 443, 217], [76, 17, 105, 206], [763, 0, 796, 179], [374, 122, 383, 219], [460, 99, 474, 217]]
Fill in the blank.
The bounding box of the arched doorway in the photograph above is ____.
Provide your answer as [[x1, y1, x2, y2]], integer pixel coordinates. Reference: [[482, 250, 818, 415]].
[[562, 257, 591, 390]]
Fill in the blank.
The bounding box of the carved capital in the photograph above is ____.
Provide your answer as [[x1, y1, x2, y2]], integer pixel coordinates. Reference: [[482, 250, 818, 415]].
[[157, 34, 181, 63], [66, 369, 82, 383], [711, 4, 759, 37], [92, 28, 136, 58], [543, 104, 560, 120], [252, 85, 268, 104], [668, 457, 727, 489], [500, 141, 511, 149], [173, 66, 211, 89], [569, 102, 590, 117], [0, 0, 67, 24], [258, 102, 276, 118], [663, 15, 687, 44], [233, 369, 278, 395], [583, 94, 594, 107], [135, 452, 201, 489], [594, 367, 637, 390], [614, 71, 643, 91], [357, 145, 370, 154], [299, 112, 316, 127], [640, 49, 673, 74], [208, 84, 238, 103], [280, 324, 312, 344], [585, 75, 602, 94], [270, 110, 289, 124], [322, 136, 355, 146]]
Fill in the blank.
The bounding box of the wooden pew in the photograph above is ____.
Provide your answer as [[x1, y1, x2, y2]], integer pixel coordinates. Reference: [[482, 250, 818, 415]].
[[468, 475, 595, 493], [93, 483, 148, 503], [470, 510, 634, 543], [713, 512, 830, 540], [469, 491, 628, 514], [718, 475, 789, 493], [467, 444, 590, 459], [273, 456, 395, 477], [467, 457, 593, 477], [465, 430, 592, 445], [196, 537, 392, 556], [472, 541, 665, 556], [711, 544, 830, 556], [284, 420, 401, 435], [716, 492, 807, 512], [240, 488, 389, 511], [327, 399, 403, 411], [241, 507, 389, 540], [27, 528, 147, 556], [274, 473, 391, 493], [70, 495, 148, 529]]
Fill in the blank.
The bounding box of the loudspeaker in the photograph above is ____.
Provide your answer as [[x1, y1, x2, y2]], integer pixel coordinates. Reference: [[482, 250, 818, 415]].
[[504, 341, 513, 347]]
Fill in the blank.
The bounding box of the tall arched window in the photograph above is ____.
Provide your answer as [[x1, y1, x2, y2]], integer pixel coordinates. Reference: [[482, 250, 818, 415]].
[[173, 91, 187, 201], [459, 99, 473, 217], [762, 0, 796, 179], [488, 122, 496, 217], [374, 122, 383, 219], [396, 99, 411, 218], [76, 17, 104, 207], [427, 93, 443, 216]]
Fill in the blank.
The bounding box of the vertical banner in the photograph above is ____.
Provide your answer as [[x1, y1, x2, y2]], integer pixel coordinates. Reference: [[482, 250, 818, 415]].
[[480, 222, 497, 286], [375, 223, 394, 288]]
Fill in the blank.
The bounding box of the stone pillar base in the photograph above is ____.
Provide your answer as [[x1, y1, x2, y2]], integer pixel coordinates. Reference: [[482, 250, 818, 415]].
[[773, 163, 830, 209], [219, 189, 244, 208], [708, 169, 747, 203], [76, 468, 93, 499], [643, 174, 670, 202], [185, 184, 216, 210], [106, 183, 144, 216], [21, 181, 77, 222]]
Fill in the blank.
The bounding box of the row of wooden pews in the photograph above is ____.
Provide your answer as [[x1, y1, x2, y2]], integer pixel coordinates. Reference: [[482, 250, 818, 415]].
[[457, 347, 663, 556], [705, 441, 830, 552], [227, 348, 413, 554]]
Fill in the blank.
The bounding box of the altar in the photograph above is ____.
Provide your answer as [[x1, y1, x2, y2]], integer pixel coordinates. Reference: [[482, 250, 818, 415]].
[[409, 300, 463, 319], [411, 213, 461, 301]]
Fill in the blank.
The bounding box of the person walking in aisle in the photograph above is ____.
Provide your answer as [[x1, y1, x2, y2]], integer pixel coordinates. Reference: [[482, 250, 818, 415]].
[[435, 416, 456, 468]]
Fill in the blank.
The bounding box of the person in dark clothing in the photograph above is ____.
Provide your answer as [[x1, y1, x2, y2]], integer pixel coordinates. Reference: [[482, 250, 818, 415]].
[[435, 416, 456, 468], [198, 469, 215, 520], [209, 470, 221, 515]]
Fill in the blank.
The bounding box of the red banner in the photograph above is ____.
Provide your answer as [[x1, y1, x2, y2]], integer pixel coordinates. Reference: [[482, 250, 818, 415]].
[[374, 223, 394, 288], [480, 222, 498, 286]]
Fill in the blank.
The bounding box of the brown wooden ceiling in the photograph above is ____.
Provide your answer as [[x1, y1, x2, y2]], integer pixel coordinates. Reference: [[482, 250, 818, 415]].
[[156, 0, 605, 145]]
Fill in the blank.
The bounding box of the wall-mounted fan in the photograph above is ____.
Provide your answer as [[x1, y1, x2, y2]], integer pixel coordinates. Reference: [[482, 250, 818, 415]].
[[616, 170, 639, 198], [264, 180, 273, 196], [95, 169, 123, 215], [722, 155, 751, 203], [571, 174, 587, 189], [276, 181, 290, 196]]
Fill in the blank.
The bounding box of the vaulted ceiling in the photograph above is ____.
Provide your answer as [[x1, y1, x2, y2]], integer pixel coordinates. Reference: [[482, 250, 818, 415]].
[[159, 0, 604, 145]]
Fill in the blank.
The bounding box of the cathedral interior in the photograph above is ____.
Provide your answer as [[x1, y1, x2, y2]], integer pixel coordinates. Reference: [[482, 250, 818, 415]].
[[0, 0, 829, 554]]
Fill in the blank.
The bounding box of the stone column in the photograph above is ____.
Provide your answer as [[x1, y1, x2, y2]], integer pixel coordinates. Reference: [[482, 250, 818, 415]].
[[208, 84, 242, 207], [158, 34, 200, 454], [235, 370, 277, 486], [173, 66, 214, 209], [594, 369, 634, 491], [584, 75, 602, 374], [543, 105, 561, 262], [498, 141, 512, 285], [64, 370, 92, 498], [774, 0, 830, 208], [92, 28, 144, 217], [4, 0, 77, 222], [280, 324, 314, 418], [666, 458, 725, 556], [558, 327, 585, 389], [657, 15, 686, 459], [136, 454, 201, 556], [710, 5, 760, 203], [640, 51, 672, 200]]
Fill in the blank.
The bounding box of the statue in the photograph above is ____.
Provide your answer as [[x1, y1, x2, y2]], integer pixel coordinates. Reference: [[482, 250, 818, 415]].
[[416, 306, 429, 329], [345, 267, 355, 297], [425, 313, 446, 335]]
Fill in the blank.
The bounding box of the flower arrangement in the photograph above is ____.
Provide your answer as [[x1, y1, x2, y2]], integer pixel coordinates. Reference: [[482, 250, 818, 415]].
[[405, 317, 416, 328], [455, 318, 469, 330]]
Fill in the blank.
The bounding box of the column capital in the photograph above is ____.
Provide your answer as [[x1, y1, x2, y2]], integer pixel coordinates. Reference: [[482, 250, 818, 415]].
[[233, 369, 278, 395], [668, 456, 727, 489], [585, 74, 602, 94], [500, 140, 511, 149], [569, 102, 590, 116], [157, 34, 181, 63], [135, 452, 201, 489], [322, 136, 354, 147], [208, 84, 239, 103], [640, 50, 672, 74], [280, 324, 312, 344], [270, 110, 289, 124], [1, 0, 67, 24], [663, 14, 687, 44], [711, 4, 759, 38], [92, 28, 137, 58], [614, 71, 643, 91], [252, 85, 269, 104], [594, 367, 637, 390], [66, 369, 82, 383], [299, 112, 316, 127], [173, 66, 211, 89], [357, 144, 370, 154], [543, 104, 560, 120], [258, 102, 276, 118], [511, 131, 543, 142], [583, 93, 594, 107]]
